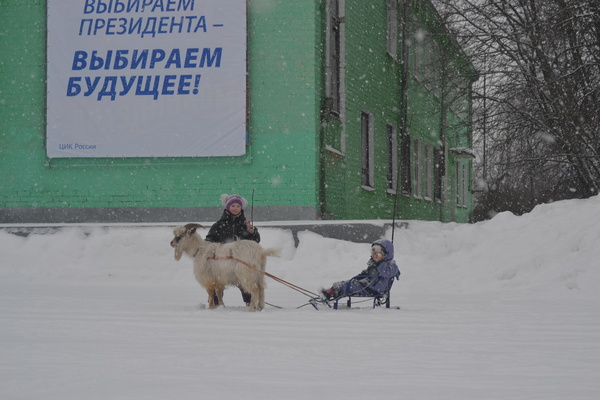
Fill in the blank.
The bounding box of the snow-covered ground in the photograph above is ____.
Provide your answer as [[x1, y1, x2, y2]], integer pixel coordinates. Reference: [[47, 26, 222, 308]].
[[2, 196, 600, 399]]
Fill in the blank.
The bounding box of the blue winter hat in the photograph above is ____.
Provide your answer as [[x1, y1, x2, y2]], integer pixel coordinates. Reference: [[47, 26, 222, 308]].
[[372, 239, 394, 260]]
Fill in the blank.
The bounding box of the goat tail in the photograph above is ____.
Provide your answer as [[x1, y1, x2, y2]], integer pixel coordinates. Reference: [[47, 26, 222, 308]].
[[262, 248, 281, 258]]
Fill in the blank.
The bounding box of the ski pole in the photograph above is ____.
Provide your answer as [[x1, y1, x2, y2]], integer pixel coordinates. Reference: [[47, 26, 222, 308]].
[[251, 189, 255, 224]]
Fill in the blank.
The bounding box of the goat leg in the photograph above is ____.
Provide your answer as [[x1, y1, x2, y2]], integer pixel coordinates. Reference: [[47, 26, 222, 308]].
[[215, 287, 225, 308], [206, 288, 216, 309]]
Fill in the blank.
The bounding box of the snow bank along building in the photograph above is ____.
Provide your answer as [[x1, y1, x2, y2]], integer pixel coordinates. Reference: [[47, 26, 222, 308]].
[[0, 0, 478, 224]]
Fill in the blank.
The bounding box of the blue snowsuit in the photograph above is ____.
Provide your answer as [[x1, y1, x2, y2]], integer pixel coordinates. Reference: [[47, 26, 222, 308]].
[[332, 239, 400, 297]]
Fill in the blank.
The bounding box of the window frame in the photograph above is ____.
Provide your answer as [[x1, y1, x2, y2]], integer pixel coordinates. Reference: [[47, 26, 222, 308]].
[[325, 0, 342, 117], [386, 123, 398, 194], [361, 110, 375, 190], [413, 137, 421, 198], [400, 130, 412, 196], [386, 0, 398, 60], [456, 161, 469, 208], [412, 17, 423, 82], [324, 0, 347, 155], [434, 147, 443, 202], [424, 143, 433, 200]]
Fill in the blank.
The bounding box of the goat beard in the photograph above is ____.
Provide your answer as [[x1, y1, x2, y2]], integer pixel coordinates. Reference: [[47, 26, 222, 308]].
[[174, 245, 184, 261]]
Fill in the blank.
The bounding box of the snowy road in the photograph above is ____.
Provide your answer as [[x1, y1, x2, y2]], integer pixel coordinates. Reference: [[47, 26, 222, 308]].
[[2, 282, 598, 400], [2, 196, 600, 399]]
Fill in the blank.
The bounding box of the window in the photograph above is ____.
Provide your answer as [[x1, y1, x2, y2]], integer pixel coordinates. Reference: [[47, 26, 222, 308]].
[[424, 144, 433, 200], [386, 123, 398, 193], [423, 34, 431, 90], [412, 18, 423, 81], [400, 131, 411, 195], [413, 138, 421, 197], [447, 65, 470, 121], [434, 148, 443, 202], [386, 0, 398, 60], [326, 0, 342, 116], [456, 162, 469, 207], [458, 78, 470, 121], [423, 34, 439, 94], [324, 0, 346, 154], [432, 40, 441, 99], [361, 111, 375, 189]]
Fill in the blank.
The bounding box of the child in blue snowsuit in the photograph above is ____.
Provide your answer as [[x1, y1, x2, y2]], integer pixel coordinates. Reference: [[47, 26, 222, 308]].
[[320, 239, 400, 300]]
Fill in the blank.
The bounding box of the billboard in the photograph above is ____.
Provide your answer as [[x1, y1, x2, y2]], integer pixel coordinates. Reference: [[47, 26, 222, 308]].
[[46, 0, 247, 158]]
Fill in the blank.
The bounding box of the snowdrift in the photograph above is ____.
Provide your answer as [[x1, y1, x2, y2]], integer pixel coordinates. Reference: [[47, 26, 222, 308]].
[[2, 195, 598, 299]]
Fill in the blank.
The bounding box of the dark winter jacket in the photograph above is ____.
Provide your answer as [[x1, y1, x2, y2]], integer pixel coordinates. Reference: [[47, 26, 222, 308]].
[[205, 209, 260, 244], [333, 239, 400, 297]]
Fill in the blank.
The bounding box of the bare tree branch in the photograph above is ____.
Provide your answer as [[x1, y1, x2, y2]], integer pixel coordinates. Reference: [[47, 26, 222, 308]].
[[433, 0, 600, 219]]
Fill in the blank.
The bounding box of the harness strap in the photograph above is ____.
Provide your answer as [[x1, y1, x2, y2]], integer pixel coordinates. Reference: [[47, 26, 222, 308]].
[[207, 256, 320, 299]]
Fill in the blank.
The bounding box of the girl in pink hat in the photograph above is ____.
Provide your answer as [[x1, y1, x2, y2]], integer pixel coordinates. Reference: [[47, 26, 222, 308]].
[[205, 194, 260, 305], [205, 194, 259, 243]]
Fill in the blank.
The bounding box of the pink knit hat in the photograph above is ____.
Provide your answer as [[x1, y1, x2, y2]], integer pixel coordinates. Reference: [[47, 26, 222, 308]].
[[221, 194, 248, 211]]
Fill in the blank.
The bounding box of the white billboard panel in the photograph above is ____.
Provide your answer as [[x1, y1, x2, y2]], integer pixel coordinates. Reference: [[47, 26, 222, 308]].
[[47, 0, 247, 158]]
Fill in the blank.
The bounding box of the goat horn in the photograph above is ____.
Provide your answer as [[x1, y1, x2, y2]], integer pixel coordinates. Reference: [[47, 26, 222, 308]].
[[184, 223, 203, 233]]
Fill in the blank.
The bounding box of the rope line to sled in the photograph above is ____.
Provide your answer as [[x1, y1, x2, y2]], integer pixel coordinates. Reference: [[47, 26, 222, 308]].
[[207, 256, 321, 299], [206, 257, 393, 309]]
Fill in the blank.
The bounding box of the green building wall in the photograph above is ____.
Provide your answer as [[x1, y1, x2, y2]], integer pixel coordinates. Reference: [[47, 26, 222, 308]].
[[1, 0, 476, 224], [320, 0, 476, 223], [1, 0, 323, 223], [330, 0, 402, 220]]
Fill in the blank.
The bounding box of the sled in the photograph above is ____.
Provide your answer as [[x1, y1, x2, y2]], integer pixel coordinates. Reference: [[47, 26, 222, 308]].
[[332, 271, 399, 309]]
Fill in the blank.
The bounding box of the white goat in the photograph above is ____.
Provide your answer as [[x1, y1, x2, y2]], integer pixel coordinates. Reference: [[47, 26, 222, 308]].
[[170, 223, 279, 311]]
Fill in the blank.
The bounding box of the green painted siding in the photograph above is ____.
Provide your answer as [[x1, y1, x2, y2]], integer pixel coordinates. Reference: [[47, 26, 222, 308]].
[[319, 0, 476, 223], [1, 1, 47, 207], [323, 0, 402, 220], [1, 0, 476, 224], [401, 78, 443, 222], [0, 0, 323, 222]]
